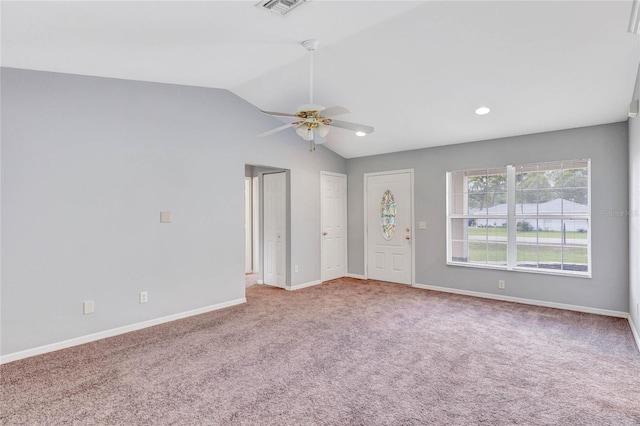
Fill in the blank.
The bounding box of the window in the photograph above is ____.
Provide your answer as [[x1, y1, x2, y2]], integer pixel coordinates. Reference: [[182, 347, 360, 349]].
[[447, 160, 590, 277]]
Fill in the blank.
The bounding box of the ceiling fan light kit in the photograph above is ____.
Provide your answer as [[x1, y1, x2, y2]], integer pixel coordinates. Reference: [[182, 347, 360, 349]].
[[258, 39, 374, 151]]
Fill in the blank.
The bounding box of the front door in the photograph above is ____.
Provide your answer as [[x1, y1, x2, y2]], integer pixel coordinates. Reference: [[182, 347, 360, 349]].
[[366, 170, 413, 284], [263, 172, 286, 288], [321, 172, 347, 282]]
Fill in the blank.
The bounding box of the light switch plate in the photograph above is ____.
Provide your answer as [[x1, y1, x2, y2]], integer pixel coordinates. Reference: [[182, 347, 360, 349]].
[[83, 300, 94, 315], [418, 221, 427, 230], [160, 211, 172, 223]]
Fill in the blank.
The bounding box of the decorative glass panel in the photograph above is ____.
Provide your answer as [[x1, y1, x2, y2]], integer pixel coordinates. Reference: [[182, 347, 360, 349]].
[[380, 190, 396, 240]]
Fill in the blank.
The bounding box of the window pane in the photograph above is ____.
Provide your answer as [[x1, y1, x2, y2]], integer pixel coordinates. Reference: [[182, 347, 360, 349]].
[[450, 192, 465, 215], [537, 190, 562, 213], [450, 218, 469, 240], [487, 242, 507, 266], [467, 174, 487, 193], [537, 244, 563, 270], [449, 172, 467, 215], [562, 246, 588, 272], [542, 169, 562, 189], [487, 170, 508, 192], [486, 219, 507, 241], [469, 241, 488, 264], [562, 219, 589, 245], [469, 219, 488, 265], [515, 166, 541, 192], [450, 218, 469, 262], [468, 193, 487, 214], [486, 192, 507, 212], [561, 161, 588, 188], [538, 218, 561, 233], [561, 188, 588, 214], [516, 218, 538, 237], [451, 218, 507, 267], [516, 189, 538, 214], [517, 243, 538, 268], [562, 220, 588, 272], [515, 218, 589, 273]]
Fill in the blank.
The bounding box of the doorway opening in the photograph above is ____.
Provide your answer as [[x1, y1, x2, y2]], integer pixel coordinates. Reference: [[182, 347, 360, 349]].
[[245, 164, 290, 289]]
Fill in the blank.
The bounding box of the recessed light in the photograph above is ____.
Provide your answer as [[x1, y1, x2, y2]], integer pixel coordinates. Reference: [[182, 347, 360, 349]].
[[355, 131, 367, 137], [475, 107, 491, 116]]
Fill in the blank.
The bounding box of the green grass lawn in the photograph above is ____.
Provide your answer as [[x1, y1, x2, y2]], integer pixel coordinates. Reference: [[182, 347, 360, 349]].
[[467, 227, 587, 240], [467, 241, 588, 265]]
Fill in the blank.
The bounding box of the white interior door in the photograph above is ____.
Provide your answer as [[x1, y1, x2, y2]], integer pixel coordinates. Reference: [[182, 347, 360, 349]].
[[263, 172, 287, 288], [366, 170, 413, 284], [252, 176, 259, 273], [321, 172, 347, 282], [245, 177, 252, 273]]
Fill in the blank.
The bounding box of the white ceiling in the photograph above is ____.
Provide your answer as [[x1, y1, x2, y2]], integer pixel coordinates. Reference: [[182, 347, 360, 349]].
[[2, 1, 639, 158]]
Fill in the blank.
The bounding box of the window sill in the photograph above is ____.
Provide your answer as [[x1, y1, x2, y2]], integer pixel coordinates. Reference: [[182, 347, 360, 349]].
[[446, 261, 591, 279]]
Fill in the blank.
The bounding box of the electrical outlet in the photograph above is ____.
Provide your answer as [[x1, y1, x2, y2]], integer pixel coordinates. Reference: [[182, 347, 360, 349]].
[[498, 280, 505, 289], [83, 300, 94, 315], [294, 265, 299, 273], [160, 211, 172, 223], [139, 291, 148, 304]]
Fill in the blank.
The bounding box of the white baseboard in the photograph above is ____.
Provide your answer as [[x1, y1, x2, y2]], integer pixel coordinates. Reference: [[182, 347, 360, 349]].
[[257, 279, 264, 285], [629, 317, 640, 353], [412, 283, 628, 318], [345, 273, 366, 280], [288, 280, 323, 291], [0, 297, 247, 365]]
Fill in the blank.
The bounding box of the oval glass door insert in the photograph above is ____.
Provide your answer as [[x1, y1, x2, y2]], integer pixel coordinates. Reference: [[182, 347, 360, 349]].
[[380, 189, 396, 240]]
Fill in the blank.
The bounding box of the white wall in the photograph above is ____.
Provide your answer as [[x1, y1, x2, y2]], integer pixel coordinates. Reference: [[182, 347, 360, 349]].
[[347, 122, 629, 313], [1, 68, 346, 357]]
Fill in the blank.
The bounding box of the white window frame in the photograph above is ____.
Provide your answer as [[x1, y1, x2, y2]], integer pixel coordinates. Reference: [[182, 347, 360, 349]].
[[446, 160, 591, 278]]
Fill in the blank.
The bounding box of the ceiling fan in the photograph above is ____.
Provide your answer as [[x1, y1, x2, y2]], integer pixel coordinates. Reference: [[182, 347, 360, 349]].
[[258, 39, 374, 151]]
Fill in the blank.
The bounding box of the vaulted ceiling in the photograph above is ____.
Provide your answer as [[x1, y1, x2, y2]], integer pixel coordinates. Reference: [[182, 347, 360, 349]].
[[2, 1, 638, 158]]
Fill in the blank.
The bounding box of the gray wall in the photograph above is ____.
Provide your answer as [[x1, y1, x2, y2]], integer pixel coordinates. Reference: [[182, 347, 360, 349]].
[[1, 68, 346, 356], [629, 68, 640, 335], [347, 122, 629, 312]]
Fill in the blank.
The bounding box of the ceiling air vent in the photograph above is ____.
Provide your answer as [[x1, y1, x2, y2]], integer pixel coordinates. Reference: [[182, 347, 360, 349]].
[[256, 0, 308, 16]]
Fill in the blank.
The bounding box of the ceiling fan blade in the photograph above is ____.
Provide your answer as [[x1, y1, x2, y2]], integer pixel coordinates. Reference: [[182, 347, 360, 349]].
[[319, 106, 350, 118], [329, 119, 374, 135], [258, 122, 298, 137], [260, 110, 299, 119]]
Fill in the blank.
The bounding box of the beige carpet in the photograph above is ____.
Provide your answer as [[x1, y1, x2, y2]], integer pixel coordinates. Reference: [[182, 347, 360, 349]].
[[1, 278, 639, 425]]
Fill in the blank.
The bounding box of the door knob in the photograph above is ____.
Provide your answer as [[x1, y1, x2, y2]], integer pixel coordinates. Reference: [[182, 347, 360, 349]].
[[323, 232, 328, 236], [405, 236, 410, 240]]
